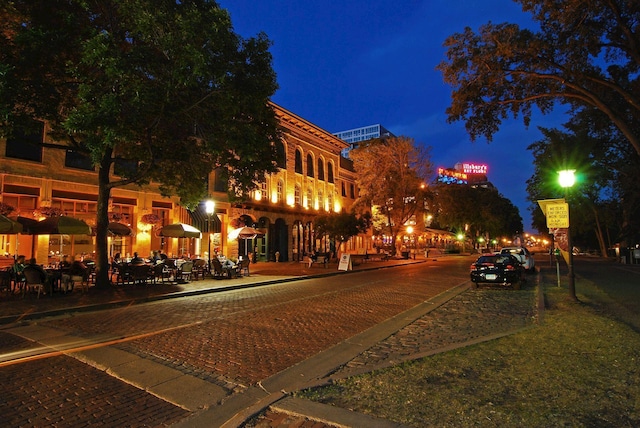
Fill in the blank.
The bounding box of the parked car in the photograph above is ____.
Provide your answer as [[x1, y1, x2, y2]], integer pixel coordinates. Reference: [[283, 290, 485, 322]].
[[500, 246, 536, 272], [470, 253, 525, 289]]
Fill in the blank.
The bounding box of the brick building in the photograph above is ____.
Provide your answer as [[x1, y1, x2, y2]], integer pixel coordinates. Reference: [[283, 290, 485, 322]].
[[0, 102, 366, 264]]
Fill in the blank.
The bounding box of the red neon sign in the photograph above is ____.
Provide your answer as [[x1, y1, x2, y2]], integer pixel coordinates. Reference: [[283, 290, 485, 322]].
[[462, 163, 488, 175]]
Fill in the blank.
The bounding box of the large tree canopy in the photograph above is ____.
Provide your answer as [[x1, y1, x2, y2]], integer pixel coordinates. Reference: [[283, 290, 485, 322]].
[[432, 183, 523, 242], [350, 136, 432, 254], [0, 0, 280, 286], [526, 108, 640, 252], [437, 0, 640, 157]]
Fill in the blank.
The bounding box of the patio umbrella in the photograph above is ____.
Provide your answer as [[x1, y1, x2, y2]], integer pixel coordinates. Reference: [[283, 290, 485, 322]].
[[16, 216, 39, 234], [0, 214, 23, 234], [228, 226, 264, 240], [107, 222, 134, 236], [31, 216, 91, 235], [229, 226, 264, 258], [159, 223, 202, 238]]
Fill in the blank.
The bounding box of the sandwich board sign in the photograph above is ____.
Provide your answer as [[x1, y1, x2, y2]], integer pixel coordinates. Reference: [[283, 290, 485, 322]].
[[338, 253, 352, 271]]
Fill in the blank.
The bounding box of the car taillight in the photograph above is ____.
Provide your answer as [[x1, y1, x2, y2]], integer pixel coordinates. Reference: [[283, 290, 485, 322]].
[[505, 264, 515, 270]]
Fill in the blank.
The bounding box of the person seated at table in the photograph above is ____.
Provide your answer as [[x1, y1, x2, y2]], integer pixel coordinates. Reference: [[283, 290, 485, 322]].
[[112, 252, 122, 264], [59, 255, 72, 269], [220, 256, 235, 269], [61, 257, 87, 292], [12, 255, 26, 285], [130, 252, 145, 265], [175, 254, 191, 268], [150, 250, 162, 264], [25, 258, 53, 293], [308, 250, 318, 267]]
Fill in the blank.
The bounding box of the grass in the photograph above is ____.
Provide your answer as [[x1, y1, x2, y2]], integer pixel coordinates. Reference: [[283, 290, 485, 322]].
[[298, 275, 640, 427]]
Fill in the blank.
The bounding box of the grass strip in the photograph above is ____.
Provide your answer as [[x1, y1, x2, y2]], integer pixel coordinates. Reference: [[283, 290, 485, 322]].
[[299, 278, 640, 427]]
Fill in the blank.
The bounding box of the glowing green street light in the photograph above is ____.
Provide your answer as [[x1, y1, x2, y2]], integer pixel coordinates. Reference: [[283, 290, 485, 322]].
[[558, 169, 577, 301]]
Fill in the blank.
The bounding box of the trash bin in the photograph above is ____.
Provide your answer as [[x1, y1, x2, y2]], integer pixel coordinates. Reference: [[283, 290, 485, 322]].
[[401, 251, 409, 259]]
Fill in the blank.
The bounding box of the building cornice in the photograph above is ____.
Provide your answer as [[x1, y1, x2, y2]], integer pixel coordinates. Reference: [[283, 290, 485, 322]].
[[270, 102, 348, 153]]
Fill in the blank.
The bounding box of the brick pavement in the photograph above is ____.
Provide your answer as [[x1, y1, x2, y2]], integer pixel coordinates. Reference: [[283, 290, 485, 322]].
[[0, 254, 543, 427], [0, 258, 414, 324]]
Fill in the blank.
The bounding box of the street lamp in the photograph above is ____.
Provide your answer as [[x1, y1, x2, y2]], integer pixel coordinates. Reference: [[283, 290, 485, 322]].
[[205, 200, 215, 274], [558, 169, 577, 301]]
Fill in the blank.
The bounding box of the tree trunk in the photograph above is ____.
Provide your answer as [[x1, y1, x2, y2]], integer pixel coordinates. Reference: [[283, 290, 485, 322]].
[[94, 152, 113, 288], [592, 207, 609, 258], [386, 209, 397, 256]]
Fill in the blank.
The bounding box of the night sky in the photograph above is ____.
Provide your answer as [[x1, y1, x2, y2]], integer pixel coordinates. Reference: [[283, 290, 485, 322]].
[[218, 0, 569, 231]]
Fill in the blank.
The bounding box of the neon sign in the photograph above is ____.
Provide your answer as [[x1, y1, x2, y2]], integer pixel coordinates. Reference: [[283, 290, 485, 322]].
[[437, 168, 468, 184], [462, 163, 488, 175]]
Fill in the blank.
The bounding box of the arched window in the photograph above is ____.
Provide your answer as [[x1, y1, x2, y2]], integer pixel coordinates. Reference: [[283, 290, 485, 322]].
[[294, 184, 301, 206], [318, 189, 324, 211], [306, 153, 314, 177], [327, 162, 334, 183], [306, 188, 313, 209], [328, 192, 334, 212], [295, 149, 303, 174], [317, 158, 325, 181]]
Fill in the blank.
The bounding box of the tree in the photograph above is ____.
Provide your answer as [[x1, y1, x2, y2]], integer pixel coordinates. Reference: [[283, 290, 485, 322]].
[[526, 108, 640, 254], [313, 211, 371, 258], [437, 0, 640, 157], [0, 0, 280, 287], [432, 184, 523, 242], [350, 136, 433, 255]]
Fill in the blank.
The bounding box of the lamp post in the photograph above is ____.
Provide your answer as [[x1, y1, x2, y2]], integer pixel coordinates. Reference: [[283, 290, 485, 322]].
[[558, 169, 577, 301], [205, 200, 215, 274]]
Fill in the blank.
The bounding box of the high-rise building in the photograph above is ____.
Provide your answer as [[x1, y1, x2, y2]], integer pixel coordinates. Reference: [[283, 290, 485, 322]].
[[333, 124, 395, 158]]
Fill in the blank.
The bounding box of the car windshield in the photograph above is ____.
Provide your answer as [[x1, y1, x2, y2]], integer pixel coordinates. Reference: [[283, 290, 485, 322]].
[[476, 255, 514, 265], [504, 248, 524, 255]]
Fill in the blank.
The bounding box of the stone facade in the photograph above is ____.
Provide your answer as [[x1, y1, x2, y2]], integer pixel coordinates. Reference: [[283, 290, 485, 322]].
[[0, 103, 365, 264]]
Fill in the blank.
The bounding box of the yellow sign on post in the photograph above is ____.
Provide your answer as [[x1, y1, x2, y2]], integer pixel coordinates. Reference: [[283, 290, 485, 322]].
[[546, 203, 569, 228]]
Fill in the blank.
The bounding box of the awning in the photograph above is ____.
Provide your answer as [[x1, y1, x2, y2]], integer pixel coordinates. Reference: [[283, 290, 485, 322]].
[[188, 203, 221, 233]]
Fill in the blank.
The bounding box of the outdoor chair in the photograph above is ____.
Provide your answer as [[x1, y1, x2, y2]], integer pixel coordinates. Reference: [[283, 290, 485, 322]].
[[131, 264, 152, 285], [177, 261, 193, 283], [210, 258, 226, 279], [22, 267, 46, 298], [192, 259, 207, 280], [68, 266, 91, 293], [0, 269, 13, 295], [151, 263, 171, 284], [115, 264, 133, 285], [236, 258, 250, 277]]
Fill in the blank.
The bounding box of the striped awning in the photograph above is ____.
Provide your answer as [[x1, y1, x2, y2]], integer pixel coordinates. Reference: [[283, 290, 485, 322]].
[[188, 203, 221, 233]]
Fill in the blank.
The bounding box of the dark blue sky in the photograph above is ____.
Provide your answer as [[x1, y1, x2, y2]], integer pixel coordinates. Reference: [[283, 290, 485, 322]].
[[218, 0, 568, 231]]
